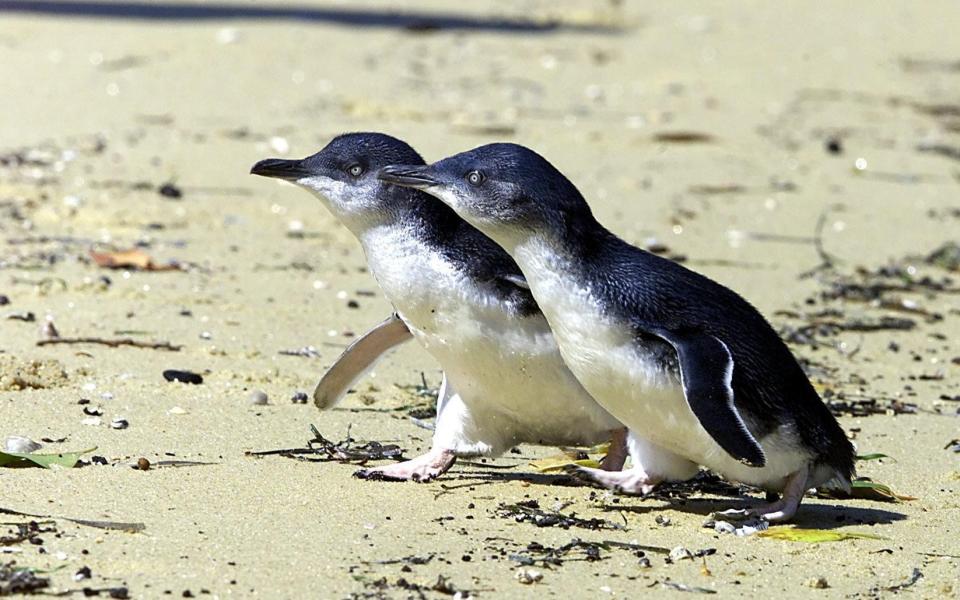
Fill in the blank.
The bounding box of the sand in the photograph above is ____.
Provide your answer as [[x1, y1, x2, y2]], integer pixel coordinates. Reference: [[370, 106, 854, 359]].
[[1, 1, 958, 597]]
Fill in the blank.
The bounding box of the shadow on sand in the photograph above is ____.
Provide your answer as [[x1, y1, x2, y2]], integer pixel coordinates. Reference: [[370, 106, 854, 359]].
[[437, 468, 907, 528], [0, 0, 620, 33]]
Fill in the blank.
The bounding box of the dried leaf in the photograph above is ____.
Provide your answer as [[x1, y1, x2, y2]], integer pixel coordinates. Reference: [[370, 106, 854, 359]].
[[847, 480, 916, 502], [530, 456, 601, 473], [89, 248, 180, 271], [757, 527, 885, 543], [0, 447, 95, 469], [530, 442, 609, 473]]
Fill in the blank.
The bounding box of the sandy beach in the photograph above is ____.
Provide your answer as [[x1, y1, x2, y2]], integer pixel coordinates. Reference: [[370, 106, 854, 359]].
[[1, 1, 958, 597]]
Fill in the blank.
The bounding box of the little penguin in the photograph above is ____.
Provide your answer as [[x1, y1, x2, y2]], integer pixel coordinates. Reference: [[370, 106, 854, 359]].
[[378, 143, 856, 520], [250, 133, 630, 482]]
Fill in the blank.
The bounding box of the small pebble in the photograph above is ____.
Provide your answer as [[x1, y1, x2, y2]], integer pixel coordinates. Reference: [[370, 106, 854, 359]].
[[136, 458, 151, 471], [515, 567, 543, 584], [4, 436, 42, 453], [163, 370, 203, 385], [73, 566, 92, 581], [805, 577, 829, 589], [0, 294, 9, 306], [248, 390, 269, 405], [158, 182, 183, 199], [168, 406, 187, 415], [712, 520, 737, 534], [291, 391, 309, 404], [825, 137, 843, 155], [81, 417, 102, 427], [111, 418, 129, 430], [655, 515, 671, 526], [40, 318, 60, 340], [638, 557, 652, 569], [669, 546, 694, 562]]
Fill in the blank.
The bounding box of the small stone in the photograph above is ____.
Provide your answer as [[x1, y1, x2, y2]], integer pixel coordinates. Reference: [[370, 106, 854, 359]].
[[638, 557, 652, 569], [825, 138, 843, 155], [136, 457, 151, 471], [291, 391, 309, 404], [712, 520, 737, 534], [73, 566, 92, 581], [111, 418, 129, 430], [163, 370, 203, 385], [4, 436, 42, 453], [655, 515, 671, 526], [81, 417, 102, 426], [40, 317, 60, 340], [168, 406, 187, 415], [158, 182, 183, 199], [248, 390, 268, 405], [805, 577, 829, 589], [669, 546, 694, 562], [0, 294, 9, 306], [515, 568, 542, 584], [346, 299, 360, 309]]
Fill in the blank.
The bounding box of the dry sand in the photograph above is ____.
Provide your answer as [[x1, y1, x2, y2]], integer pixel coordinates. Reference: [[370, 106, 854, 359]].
[[1, 1, 958, 597]]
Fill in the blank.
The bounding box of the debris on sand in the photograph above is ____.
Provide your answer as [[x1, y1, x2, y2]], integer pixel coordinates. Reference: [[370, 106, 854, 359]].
[[494, 500, 624, 531], [89, 248, 183, 272], [246, 426, 405, 465], [0, 561, 49, 596]]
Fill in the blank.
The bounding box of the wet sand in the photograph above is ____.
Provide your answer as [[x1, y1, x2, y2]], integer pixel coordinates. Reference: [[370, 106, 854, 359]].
[[1, 1, 958, 597]]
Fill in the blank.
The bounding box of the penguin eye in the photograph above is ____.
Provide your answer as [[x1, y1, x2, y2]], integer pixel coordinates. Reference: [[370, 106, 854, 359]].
[[466, 170, 484, 186], [347, 164, 364, 178]]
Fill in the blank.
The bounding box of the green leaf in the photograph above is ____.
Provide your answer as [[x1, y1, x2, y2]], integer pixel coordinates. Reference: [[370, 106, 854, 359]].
[[856, 453, 892, 462], [0, 447, 96, 469], [817, 478, 915, 502], [758, 527, 886, 543], [848, 479, 916, 502]]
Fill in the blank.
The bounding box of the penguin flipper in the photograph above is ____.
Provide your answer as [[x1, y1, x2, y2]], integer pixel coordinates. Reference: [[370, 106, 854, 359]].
[[313, 313, 413, 409], [639, 324, 766, 467]]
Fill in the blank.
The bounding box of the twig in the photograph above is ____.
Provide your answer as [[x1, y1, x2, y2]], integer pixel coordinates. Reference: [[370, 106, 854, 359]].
[[36, 337, 183, 351]]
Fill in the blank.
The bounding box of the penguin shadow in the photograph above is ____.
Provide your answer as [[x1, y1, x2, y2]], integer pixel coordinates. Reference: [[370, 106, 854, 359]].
[[603, 495, 908, 529]]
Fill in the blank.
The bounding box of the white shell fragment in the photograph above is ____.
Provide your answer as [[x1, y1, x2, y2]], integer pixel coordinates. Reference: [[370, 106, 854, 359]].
[[4, 436, 42, 453], [514, 568, 543, 584]]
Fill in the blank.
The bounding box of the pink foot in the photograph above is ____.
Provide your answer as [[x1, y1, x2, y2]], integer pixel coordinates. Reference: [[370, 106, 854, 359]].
[[718, 466, 809, 522], [600, 428, 629, 471], [355, 448, 456, 483], [572, 465, 662, 495]]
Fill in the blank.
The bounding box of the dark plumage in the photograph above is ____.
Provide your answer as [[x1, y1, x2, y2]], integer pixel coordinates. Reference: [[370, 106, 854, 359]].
[[379, 142, 856, 506]]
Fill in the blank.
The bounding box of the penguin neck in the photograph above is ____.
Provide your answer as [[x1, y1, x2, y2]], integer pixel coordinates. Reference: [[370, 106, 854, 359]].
[[356, 189, 461, 250], [509, 218, 617, 313]]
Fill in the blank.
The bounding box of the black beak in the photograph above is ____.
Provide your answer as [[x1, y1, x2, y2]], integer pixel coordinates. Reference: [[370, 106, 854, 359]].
[[377, 164, 439, 189], [250, 158, 310, 181]]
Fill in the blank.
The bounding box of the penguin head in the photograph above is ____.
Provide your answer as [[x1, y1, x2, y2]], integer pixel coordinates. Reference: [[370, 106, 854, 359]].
[[378, 143, 593, 248], [251, 132, 425, 230]]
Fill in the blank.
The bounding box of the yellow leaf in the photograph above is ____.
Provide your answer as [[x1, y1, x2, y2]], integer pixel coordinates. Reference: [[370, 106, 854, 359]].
[[529, 456, 601, 473], [757, 527, 885, 543]]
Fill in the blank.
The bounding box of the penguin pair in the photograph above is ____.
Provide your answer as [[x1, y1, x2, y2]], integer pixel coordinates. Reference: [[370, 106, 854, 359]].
[[252, 134, 855, 521], [252, 134, 628, 483]]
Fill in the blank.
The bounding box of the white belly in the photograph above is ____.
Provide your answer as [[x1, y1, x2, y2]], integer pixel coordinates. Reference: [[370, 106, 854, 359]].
[[360, 226, 621, 453], [513, 239, 808, 487]]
